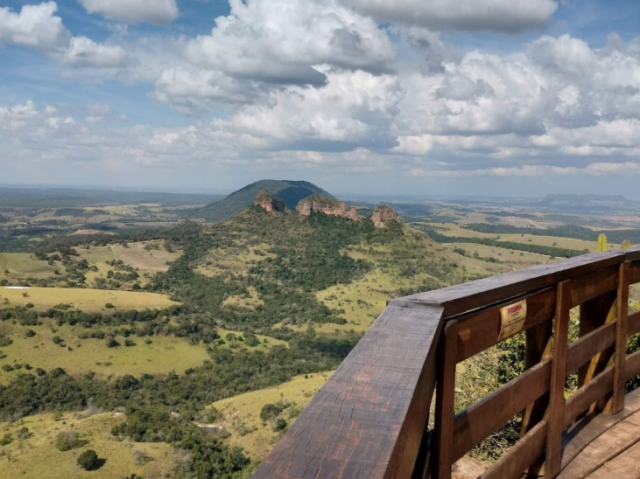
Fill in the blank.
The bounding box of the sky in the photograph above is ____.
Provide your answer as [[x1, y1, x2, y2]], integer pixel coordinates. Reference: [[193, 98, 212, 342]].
[[1, 0, 640, 198]]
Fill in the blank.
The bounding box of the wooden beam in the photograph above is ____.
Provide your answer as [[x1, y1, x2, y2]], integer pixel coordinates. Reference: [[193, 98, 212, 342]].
[[400, 251, 626, 317], [452, 360, 552, 462], [434, 321, 458, 479], [546, 280, 571, 479], [610, 262, 629, 414], [252, 303, 444, 479], [566, 321, 616, 376]]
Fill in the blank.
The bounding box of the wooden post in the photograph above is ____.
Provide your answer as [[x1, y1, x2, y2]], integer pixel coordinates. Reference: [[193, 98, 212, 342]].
[[521, 319, 553, 476], [546, 281, 571, 479], [435, 321, 458, 479], [578, 289, 617, 414], [610, 262, 629, 414]]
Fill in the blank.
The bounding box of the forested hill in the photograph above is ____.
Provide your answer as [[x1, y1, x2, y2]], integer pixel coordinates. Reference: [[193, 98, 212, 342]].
[[189, 179, 335, 222]]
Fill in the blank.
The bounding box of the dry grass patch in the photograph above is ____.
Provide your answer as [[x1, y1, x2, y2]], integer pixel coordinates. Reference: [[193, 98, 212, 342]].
[[208, 372, 331, 460], [0, 287, 179, 312], [0, 412, 174, 479]]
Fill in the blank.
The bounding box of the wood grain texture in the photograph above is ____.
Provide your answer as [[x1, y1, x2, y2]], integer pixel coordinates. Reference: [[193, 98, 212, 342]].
[[435, 321, 458, 479], [454, 289, 555, 363], [252, 303, 444, 479], [546, 281, 572, 478], [479, 420, 547, 479], [452, 360, 552, 462], [611, 262, 629, 414], [564, 367, 614, 429], [566, 322, 616, 377], [628, 311, 640, 338], [400, 251, 626, 317]]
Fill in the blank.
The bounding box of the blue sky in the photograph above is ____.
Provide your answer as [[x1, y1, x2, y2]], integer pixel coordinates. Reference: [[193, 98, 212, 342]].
[[1, 0, 640, 198]]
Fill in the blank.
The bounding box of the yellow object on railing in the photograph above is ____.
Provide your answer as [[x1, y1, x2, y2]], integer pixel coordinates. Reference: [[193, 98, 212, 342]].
[[598, 233, 608, 252], [622, 240, 632, 249]]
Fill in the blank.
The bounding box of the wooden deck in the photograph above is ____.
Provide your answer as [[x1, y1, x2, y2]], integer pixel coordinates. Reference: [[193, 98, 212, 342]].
[[253, 248, 640, 479], [558, 387, 640, 479]]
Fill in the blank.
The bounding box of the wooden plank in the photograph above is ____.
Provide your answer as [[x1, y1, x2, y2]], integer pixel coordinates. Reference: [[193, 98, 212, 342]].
[[479, 420, 547, 479], [546, 280, 572, 478], [435, 321, 458, 479], [566, 322, 616, 376], [400, 251, 626, 317], [570, 266, 619, 307], [564, 367, 614, 428], [628, 311, 640, 338], [252, 303, 444, 479], [610, 262, 629, 414], [558, 410, 640, 479], [454, 289, 555, 363], [521, 319, 553, 475], [625, 350, 640, 381], [578, 290, 617, 413], [584, 435, 640, 478], [560, 387, 640, 474], [452, 360, 552, 462], [629, 259, 640, 285]]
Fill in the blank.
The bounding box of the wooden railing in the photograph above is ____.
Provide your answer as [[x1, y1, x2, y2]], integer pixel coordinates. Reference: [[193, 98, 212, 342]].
[[252, 248, 640, 479]]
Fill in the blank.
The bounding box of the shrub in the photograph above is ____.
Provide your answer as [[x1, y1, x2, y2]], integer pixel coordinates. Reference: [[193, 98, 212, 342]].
[[0, 336, 13, 347], [25, 329, 36, 338], [52, 335, 63, 345], [272, 418, 288, 432], [77, 450, 100, 471], [1, 364, 14, 372], [55, 431, 85, 451], [106, 337, 120, 348], [124, 338, 136, 347], [0, 434, 13, 445], [16, 427, 32, 440], [105, 303, 115, 309]]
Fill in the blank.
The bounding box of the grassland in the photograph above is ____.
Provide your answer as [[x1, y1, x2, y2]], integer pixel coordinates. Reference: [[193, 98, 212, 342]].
[[111, 241, 182, 272], [0, 287, 179, 312], [418, 222, 610, 252], [209, 372, 332, 459], [196, 243, 275, 278], [216, 328, 288, 351], [0, 323, 210, 383], [0, 253, 59, 282], [0, 412, 174, 479]]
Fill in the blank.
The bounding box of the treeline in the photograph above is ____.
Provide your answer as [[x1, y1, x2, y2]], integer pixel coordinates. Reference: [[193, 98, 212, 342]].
[[0, 331, 360, 477], [416, 225, 588, 258], [463, 223, 640, 244]]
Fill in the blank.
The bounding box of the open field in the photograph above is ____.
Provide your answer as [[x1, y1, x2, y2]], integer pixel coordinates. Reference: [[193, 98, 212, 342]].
[[0, 253, 59, 282], [111, 241, 182, 272], [0, 412, 174, 479], [0, 287, 179, 312], [196, 243, 276, 278], [447, 242, 560, 270], [0, 323, 210, 382], [209, 371, 332, 459], [418, 222, 608, 252], [216, 328, 288, 351]]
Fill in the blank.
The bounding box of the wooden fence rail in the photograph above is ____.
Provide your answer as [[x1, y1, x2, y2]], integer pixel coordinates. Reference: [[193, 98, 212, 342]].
[[253, 247, 640, 479]]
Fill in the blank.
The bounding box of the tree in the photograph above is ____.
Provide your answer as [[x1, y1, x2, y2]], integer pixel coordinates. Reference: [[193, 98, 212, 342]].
[[77, 450, 100, 471]]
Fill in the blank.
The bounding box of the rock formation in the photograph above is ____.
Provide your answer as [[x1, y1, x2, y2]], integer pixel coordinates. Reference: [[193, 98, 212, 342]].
[[253, 189, 286, 213], [371, 205, 399, 228], [296, 195, 359, 221]]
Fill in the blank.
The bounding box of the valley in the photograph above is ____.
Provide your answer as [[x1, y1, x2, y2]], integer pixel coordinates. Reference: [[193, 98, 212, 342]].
[[0, 183, 638, 478]]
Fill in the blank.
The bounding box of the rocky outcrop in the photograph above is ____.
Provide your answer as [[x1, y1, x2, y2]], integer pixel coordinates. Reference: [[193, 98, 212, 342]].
[[253, 189, 286, 213], [296, 195, 359, 221], [371, 205, 399, 228]]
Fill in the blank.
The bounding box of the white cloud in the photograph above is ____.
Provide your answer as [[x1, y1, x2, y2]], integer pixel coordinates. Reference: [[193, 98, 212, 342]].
[[78, 0, 178, 25], [340, 0, 558, 33], [184, 0, 396, 86], [0, 2, 126, 67]]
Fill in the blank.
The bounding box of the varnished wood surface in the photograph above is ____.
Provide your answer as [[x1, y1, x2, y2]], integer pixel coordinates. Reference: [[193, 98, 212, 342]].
[[402, 250, 629, 317], [558, 388, 640, 479], [253, 303, 444, 479]]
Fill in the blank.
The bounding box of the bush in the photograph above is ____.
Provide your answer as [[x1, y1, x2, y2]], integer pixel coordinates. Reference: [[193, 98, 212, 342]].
[[52, 335, 63, 345], [77, 449, 100, 471], [105, 303, 115, 309], [55, 431, 86, 451], [16, 427, 32, 440], [272, 418, 288, 432], [124, 339, 136, 347], [1, 364, 14, 372], [0, 336, 13, 347], [25, 329, 36, 338], [0, 434, 13, 445], [106, 337, 120, 348]]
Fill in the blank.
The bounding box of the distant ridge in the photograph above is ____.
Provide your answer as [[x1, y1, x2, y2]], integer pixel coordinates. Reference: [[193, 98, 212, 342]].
[[538, 194, 639, 212], [190, 180, 335, 222]]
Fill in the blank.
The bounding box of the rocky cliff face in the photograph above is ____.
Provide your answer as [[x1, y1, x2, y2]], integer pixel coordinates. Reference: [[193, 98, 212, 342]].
[[253, 189, 286, 213], [296, 195, 359, 221], [371, 205, 399, 228]]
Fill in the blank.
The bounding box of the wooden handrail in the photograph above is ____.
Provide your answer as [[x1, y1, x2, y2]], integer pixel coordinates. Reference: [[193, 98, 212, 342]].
[[252, 247, 640, 479]]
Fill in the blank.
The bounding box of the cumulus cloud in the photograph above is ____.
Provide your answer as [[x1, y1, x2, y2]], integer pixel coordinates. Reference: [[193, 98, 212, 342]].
[[340, 0, 558, 33], [78, 0, 178, 25], [0, 2, 126, 67], [184, 0, 396, 86]]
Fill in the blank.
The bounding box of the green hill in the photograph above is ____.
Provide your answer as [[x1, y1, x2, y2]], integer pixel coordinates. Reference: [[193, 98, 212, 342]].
[[189, 179, 335, 222]]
